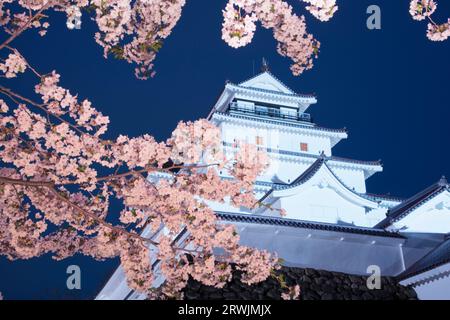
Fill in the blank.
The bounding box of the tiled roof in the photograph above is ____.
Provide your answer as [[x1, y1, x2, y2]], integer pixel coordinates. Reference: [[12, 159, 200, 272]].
[[257, 156, 379, 207], [397, 238, 450, 281], [329, 155, 381, 167], [374, 177, 449, 229], [229, 82, 315, 99], [275, 157, 325, 190], [222, 142, 381, 168], [213, 112, 347, 134], [216, 211, 404, 239], [235, 71, 316, 99], [256, 157, 324, 203], [364, 193, 404, 203]]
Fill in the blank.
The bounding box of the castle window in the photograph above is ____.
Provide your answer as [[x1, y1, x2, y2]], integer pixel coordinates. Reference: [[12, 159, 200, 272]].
[[256, 136, 264, 145], [300, 142, 308, 152]]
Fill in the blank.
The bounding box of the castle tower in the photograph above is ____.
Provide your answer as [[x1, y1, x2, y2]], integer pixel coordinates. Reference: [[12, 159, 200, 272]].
[[207, 70, 399, 227], [96, 71, 450, 300]]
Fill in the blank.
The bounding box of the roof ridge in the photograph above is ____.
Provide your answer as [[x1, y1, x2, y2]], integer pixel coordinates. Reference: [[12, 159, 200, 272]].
[[214, 112, 347, 134], [374, 180, 449, 229], [237, 70, 296, 94], [216, 211, 404, 239], [269, 158, 378, 207], [364, 192, 404, 202], [279, 157, 325, 189], [228, 82, 315, 99]]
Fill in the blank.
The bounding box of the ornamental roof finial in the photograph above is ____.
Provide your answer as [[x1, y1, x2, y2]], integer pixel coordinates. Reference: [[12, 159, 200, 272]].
[[438, 175, 448, 187], [261, 57, 269, 72]]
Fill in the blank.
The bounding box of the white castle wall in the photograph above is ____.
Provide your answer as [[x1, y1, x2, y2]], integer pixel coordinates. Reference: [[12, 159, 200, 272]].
[[219, 121, 332, 156], [279, 186, 368, 225]]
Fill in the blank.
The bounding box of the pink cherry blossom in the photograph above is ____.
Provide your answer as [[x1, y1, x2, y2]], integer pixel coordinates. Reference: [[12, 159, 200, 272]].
[[409, 0, 450, 41], [281, 284, 301, 300], [303, 0, 338, 22], [0, 99, 8, 113], [409, 0, 436, 21], [0, 52, 26, 78], [427, 19, 450, 41], [0, 55, 276, 297], [221, 0, 321, 76]]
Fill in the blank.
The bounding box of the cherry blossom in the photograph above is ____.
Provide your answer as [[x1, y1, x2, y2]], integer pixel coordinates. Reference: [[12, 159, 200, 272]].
[[0, 99, 8, 113], [0, 52, 27, 78], [2, 0, 447, 301], [0, 0, 337, 78], [409, 0, 437, 21], [427, 18, 450, 41], [303, 0, 338, 22], [0, 38, 277, 297], [409, 0, 450, 41], [221, 0, 326, 76], [281, 284, 301, 300]]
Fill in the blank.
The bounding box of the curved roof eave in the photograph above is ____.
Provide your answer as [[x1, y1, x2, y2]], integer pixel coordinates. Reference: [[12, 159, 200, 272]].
[[264, 158, 378, 209]]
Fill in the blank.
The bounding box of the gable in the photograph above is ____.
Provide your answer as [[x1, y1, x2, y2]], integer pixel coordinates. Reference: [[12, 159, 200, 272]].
[[389, 190, 450, 233], [239, 72, 294, 94], [272, 160, 377, 209], [258, 160, 379, 226]]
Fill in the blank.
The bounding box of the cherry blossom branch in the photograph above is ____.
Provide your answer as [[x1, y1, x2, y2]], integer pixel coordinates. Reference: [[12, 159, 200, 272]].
[[0, 85, 102, 138], [0, 1, 52, 51], [0, 1, 277, 297], [4, 46, 42, 78], [409, 0, 450, 41], [94, 163, 220, 183], [0, 175, 202, 256]]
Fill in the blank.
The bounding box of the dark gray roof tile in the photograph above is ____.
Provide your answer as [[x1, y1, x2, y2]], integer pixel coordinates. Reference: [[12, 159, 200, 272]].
[[216, 211, 404, 239], [375, 177, 449, 229]]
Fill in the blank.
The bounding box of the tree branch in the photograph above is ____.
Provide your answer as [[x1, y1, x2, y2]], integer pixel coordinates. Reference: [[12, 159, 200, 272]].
[[0, 2, 52, 51]]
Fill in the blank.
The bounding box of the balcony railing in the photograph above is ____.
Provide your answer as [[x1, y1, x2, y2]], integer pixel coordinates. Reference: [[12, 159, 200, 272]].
[[228, 102, 312, 123]]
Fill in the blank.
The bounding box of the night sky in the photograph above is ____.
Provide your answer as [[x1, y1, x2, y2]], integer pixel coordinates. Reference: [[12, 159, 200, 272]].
[[1, 0, 449, 299]]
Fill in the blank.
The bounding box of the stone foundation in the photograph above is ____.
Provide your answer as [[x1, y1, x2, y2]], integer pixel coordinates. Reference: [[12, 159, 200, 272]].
[[183, 267, 417, 300]]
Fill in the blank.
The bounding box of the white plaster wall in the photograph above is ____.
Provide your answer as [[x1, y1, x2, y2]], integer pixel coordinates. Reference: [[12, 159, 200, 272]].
[[234, 92, 299, 109], [220, 122, 332, 156], [263, 157, 368, 194], [365, 207, 390, 227], [414, 277, 450, 300], [262, 159, 309, 183], [400, 263, 450, 300], [390, 191, 450, 234], [280, 186, 369, 225], [329, 166, 367, 193], [276, 132, 332, 156]]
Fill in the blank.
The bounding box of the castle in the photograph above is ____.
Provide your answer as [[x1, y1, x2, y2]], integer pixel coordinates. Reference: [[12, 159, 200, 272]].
[[97, 71, 450, 300]]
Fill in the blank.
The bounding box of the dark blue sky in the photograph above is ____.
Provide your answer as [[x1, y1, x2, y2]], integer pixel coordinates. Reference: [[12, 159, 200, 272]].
[[1, 0, 449, 299]]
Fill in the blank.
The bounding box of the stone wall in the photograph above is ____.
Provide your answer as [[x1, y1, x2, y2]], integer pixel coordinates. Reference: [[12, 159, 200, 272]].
[[183, 267, 417, 300]]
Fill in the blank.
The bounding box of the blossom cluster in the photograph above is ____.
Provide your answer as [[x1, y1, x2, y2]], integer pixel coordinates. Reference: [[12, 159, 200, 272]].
[[281, 284, 301, 300], [221, 0, 332, 76], [0, 52, 27, 78], [0, 0, 337, 78], [303, 0, 338, 22], [409, 0, 450, 41], [0, 61, 276, 297], [409, 0, 437, 21], [0, 0, 186, 79]]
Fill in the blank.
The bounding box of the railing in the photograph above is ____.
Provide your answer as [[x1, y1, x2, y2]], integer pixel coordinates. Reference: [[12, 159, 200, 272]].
[[228, 102, 312, 123]]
